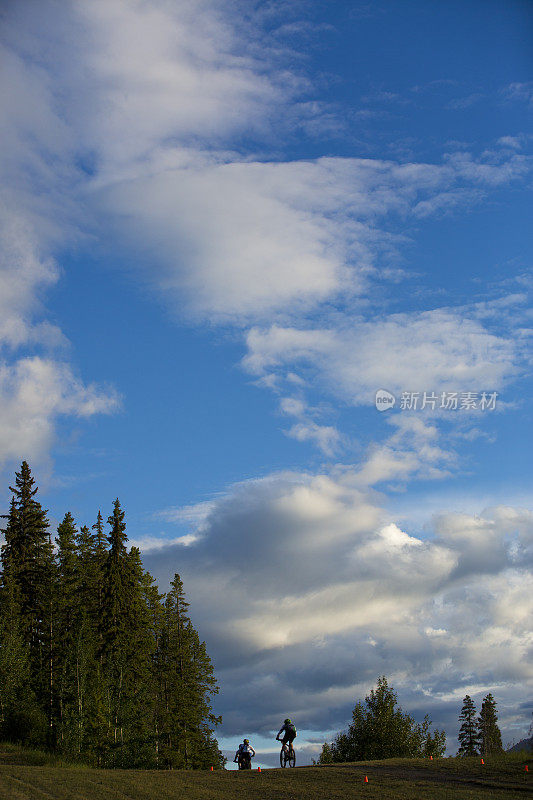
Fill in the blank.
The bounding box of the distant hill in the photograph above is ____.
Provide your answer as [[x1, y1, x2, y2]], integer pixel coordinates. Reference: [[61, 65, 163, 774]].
[[507, 736, 533, 753]]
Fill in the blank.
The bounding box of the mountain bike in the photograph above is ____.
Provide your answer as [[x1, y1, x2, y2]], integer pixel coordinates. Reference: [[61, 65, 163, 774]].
[[237, 752, 252, 770], [279, 741, 296, 768]]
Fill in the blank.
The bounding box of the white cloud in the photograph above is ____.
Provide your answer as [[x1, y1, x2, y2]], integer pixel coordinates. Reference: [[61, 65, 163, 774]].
[[2, 2, 530, 450], [0, 357, 120, 470], [279, 395, 342, 456], [286, 421, 342, 456], [94, 149, 531, 323], [143, 470, 533, 741], [0, 208, 61, 349], [129, 533, 198, 551], [243, 305, 522, 405], [503, 81, 533, 108]]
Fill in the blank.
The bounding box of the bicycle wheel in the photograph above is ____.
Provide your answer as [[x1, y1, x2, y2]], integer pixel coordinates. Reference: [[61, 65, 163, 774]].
[[288, 749, 296, 767], [280, 748, 287, 767]]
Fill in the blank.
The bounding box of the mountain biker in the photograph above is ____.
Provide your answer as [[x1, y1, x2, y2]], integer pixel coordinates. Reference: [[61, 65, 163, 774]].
[[276, 718, 297, 753], [234, 739, 255, 768]]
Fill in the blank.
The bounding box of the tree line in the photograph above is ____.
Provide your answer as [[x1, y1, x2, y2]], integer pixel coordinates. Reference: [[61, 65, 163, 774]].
[[316, 676, 446, 763], [316, 678, 506, 764], [0, 461, 225, 769]]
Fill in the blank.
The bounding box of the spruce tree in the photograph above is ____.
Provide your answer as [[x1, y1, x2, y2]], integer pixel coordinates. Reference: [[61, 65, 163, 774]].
[[158, 574, 224, 769], [77, 514, 107, 653], [119, 547, 156, 768], [2, 463, 52, 653], [55, 513, 82, 752], [1, 462, 54, 743], [92, 511, 108, 615], [478, 693, 503, 756], [458, 695, 478, 756], [1, 467, 224, 768], [0, 563, 44, 744], [100, 500, 129, 660], [99, 502, 156, 766]]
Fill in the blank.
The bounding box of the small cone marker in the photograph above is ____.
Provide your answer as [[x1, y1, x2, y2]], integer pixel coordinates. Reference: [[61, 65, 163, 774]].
[[364, 775, 369, 783], [210, 766, 214, 771], [525, 765, 529, 773], [257, 767, 261, 772], [481, 758, 485, 765], [430, 755, 433, 761]]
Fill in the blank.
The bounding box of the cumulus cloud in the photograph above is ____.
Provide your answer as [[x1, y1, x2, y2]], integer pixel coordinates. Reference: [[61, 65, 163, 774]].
[[0, 357, 120, 470], [142, 470, 533, 746], [2, 0, 531, 754]]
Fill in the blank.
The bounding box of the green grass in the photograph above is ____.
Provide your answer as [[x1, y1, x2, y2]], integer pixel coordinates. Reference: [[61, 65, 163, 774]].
[[0, 745, 530, 800]]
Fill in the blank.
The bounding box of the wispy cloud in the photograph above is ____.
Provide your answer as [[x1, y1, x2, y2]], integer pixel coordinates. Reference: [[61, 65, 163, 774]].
[[503, 81, 533, 108], [243, 301, 525, 404], [446, 93, 484, 110]]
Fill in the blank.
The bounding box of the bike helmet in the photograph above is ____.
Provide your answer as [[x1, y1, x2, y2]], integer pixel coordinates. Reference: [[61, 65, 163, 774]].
[[284, 718, 292, 724], [243, 739, 249, 744]]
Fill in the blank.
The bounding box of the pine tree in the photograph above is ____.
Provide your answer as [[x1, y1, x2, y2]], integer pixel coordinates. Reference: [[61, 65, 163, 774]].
[[77, 514, 107, 654], [71, 523, 103, 758], [0, 563, 43, 743], [1, 467, 224, 768], [92, 511, 107, 616], [1, 462, 54, 744], [100, 500, 129, 661], [457, 695, 478, 756], [158, 575, 224, 769], [55, 512, 82, 752], [2, 463, 52, 652], [99, 502, 156, 766], [478, 693, 503, 756], [118, 547, 156, 768]]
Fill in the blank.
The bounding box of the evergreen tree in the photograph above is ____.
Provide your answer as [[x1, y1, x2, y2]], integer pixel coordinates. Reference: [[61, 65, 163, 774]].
[[100, 500, 129, 661], [1, 462, 54, 744], [99, 503, 156, 766], [478, 693, 503, 756], [318, 676, 446, 763], [0, 564, 44, 744], [158, 575, 224, 769], [457, 695, 478, 756], [77, 515, 107, 654], [116, 547, 156, 768], [0, 465, 224, 768], [55, 513, 82, 752], [1, 463, 52, 654], [92, 511, 108, 616]]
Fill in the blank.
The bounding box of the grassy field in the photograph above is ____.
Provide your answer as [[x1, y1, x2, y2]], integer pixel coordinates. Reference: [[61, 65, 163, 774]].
[[0, 744, 530, 800]]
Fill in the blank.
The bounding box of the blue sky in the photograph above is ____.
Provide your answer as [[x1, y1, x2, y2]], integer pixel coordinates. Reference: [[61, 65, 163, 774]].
[[1, 0, 532, 765]]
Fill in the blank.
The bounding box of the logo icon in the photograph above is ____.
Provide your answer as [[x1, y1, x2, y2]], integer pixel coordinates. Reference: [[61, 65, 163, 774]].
[[375, 389, 396, 411]]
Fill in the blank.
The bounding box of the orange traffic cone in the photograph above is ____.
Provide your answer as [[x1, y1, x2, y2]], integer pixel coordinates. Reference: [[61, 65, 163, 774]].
[[257, 767, 261, 772], [430, 755, 433, 760], [210, 766, 214, 771], [525, 765, 529, 773], [481, 758, 485, 765], [364, 775, 369, 783]]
